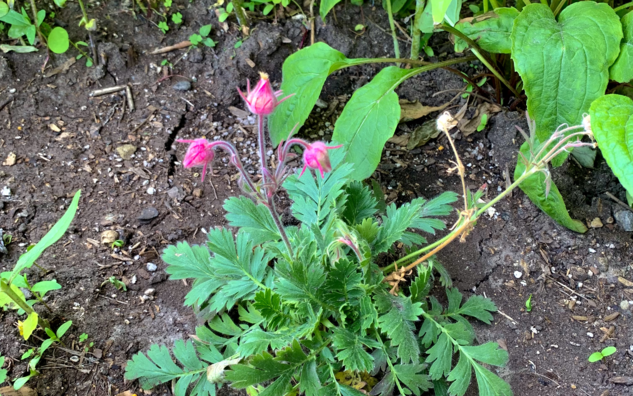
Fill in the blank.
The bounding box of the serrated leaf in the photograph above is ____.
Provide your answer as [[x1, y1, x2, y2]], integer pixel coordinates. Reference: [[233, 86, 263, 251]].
[[237, 328, 293, 357], [322, 259, 364, 306], [461, 342, 509, 366], [300, 358, 321, 396], [411, 191, 457, 234], [269, 43, 355, 146], [471, 361, 513, 396], [253, 288, 289, 329], [224, 197, 281, 244], [393, 364, 432, 396], [332, 328, 380, 372], [454, 8, 518, 53], [426, 332, 452, 380], [284, 152, 353, 227], [377, 295, 423, 364], [341, 181, 378, 225], [515, 141, 587, 232], [360, 295, 378, 331], [373, 200, 423, 253], [610, 11, 633, 83], [409, 266, 432, 303], [446, 352, 471, 396], [590, 94, 633, 196], [275, 253, 327, 306], [511, 3, 621, 166], [445, 288, 497, 324]]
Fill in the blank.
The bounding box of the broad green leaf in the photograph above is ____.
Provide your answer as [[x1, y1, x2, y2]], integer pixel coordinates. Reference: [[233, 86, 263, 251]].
[[588, 352, 603, 362], [13, 376, 31, 390], [0, 1, 8, 17], [48, 27, 69, 54], [590, 94, 633, 195], [189, 33, 202, 46], [0, 9, 30, 26], [25, 24, 35, 45], [54, 0, 66, 7], [570, 145, 596, 168], [199, 24, 211, 37], [333, 67, 413, 181], [431, 0, 452, 23], [610, 11, 633, 83], [269, 43, 354, 146], [30, 280, 62, 297], [511, 3, 622, 166], [0, 357, 6, 384], [11, 190, 80, 280], [515, 142, 587, 232], [443, 0, 462, 26], [35, 9, 44, 26], [0, 44, 37, 53], [22, 312, 38, 340], [602, 346, 617, 357], [56, 320, 72, 338], [454, 8, 518, 53], [320, 0, 342, 20]]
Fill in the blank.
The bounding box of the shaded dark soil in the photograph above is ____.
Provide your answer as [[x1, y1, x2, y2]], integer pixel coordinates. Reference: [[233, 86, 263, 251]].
[[0, 0, 632, 395]]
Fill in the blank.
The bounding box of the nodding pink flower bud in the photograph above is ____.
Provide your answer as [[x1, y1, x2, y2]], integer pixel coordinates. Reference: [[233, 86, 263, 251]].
[[237, 72, 293, 116], [300, 141, 343, 178], [176, 138, 215, 182]]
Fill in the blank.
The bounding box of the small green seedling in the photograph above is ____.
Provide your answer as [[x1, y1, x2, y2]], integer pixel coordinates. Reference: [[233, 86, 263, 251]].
[[79, 333, 89, 343], [102, 276, 127, 291], [477, 113, 489, 132], [354, 24, 364, 31], [3, 233, 12, 246], [189, 24, 215, 47], [234, 39, 243, 49], [588, 346, 616, 363], [158, 21, 169, 33], [525, 294, 533, 312], [111, 239, 124, 249], [171, 11, 182, 24]]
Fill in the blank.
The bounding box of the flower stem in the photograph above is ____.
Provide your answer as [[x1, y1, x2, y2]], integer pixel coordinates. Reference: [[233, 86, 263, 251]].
[[410, 0, 426, 60], [385, 0, 401, 61], [257, 115, 269, 195], [268, 197, 293, 256]]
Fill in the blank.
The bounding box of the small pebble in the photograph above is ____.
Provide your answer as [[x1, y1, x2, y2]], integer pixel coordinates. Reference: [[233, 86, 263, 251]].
[[588, 248, 596, 253], [513, 271, 523, 279], [1, 186, 10, 197], [144, 288, 155, 295], [587, 332, 594, 338], [147, 187, 156, 195], [172, 80, 192, 91], [146, 262, 158, 272], [138, 207, 159, 222], [621, 300, 630, 311]]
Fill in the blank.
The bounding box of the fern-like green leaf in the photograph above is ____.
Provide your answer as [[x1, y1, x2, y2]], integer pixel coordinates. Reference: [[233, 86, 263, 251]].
[[321, 259, 364, 306], [331, 328, 380, 372], [224, 196, 281, 244], [284, 154, 353, 227], [373, 201, 423, 254], [376, 294, 424, 364], [275, 253, 327, 307], [445, 288, 497, 324], [393, 364, 433, 396], [341, 181, 378, 225], [253, 288, 290, 329], [124, 341, 220, 395], [410, 191, 458, 234]]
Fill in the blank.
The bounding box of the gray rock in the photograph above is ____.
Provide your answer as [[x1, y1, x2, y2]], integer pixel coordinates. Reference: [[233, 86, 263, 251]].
[[88, 64, 106, 81], [116, 144, 137, 160], [138, 207, 159, 222], [621, 300, 631, 311], [167, 186, 185, 201], [615, 210, 633, 232], [172, 80, 192, 91], [146, 262, 157, 272], [188, 47, 204, 63], [98, 42, 126, 74]]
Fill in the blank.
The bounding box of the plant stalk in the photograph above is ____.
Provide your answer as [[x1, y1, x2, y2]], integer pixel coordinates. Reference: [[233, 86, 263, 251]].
[[0, 279, 51, 329], [231, 0, 249, 34], [410, 0, 426, 60], [385, 0, 401, 61], [268, 198, 294, 256], [75, 0, 98, 65], [28, 0, 46, 47], [614, 1, 633, 11], [439, 24, 521, 99]]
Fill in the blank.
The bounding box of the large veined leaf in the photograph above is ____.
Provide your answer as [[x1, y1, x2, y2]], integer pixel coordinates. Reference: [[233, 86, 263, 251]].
[[511, 2, 622, 166], [610, 11, 633, 83], [454, 8, 518, 53], [590, 94, 633, 195], [332, 67, 412, 181], [0, 1, 8, 18], [515, 141, 587, 233], [268, 43, 356, 146]]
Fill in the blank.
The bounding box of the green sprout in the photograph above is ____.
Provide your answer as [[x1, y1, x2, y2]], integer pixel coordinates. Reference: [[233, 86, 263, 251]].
[[525, 294, 533, 312], [101, 276, 127, 291], [111, 239, 124, 249], [588, 346, 616, 363], [79, 333, 89, 343], [2, 233, 12, 246]]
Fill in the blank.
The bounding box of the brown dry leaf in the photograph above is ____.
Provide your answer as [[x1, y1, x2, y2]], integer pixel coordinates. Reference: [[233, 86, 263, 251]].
[[590, 217, 603, 228], [387, 134, 410, 146], [407, 119, 441, 149], [43, 57, 76, 78], [603, 312, 620, 322], [245, 58, 256, 68], [3, 152, 16, 166], [572, 315, 588, 321], [399, 99, 450, 123], [609, 377, 633, 386], [618, 276, 633, 287], [0, 386, 38, 396], [54, 132, 75, 141], [228, 106, 249, 119], [458, 102, 502, 136]]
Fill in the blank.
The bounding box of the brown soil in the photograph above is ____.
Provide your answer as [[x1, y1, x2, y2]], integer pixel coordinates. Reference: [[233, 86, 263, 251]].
[[0, 0, 632, 395]]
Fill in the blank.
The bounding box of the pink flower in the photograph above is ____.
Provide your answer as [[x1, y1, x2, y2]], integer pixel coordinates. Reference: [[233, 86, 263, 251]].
[[300, 142, 343, 178], [177, 138, 215, 181], [238, 72, 293, 116]]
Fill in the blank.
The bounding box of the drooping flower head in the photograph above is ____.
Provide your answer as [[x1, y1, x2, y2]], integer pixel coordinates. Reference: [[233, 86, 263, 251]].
[[177, 138, 215, 182], [238, 72, 293, 116], [300, 141, 343, 178]]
